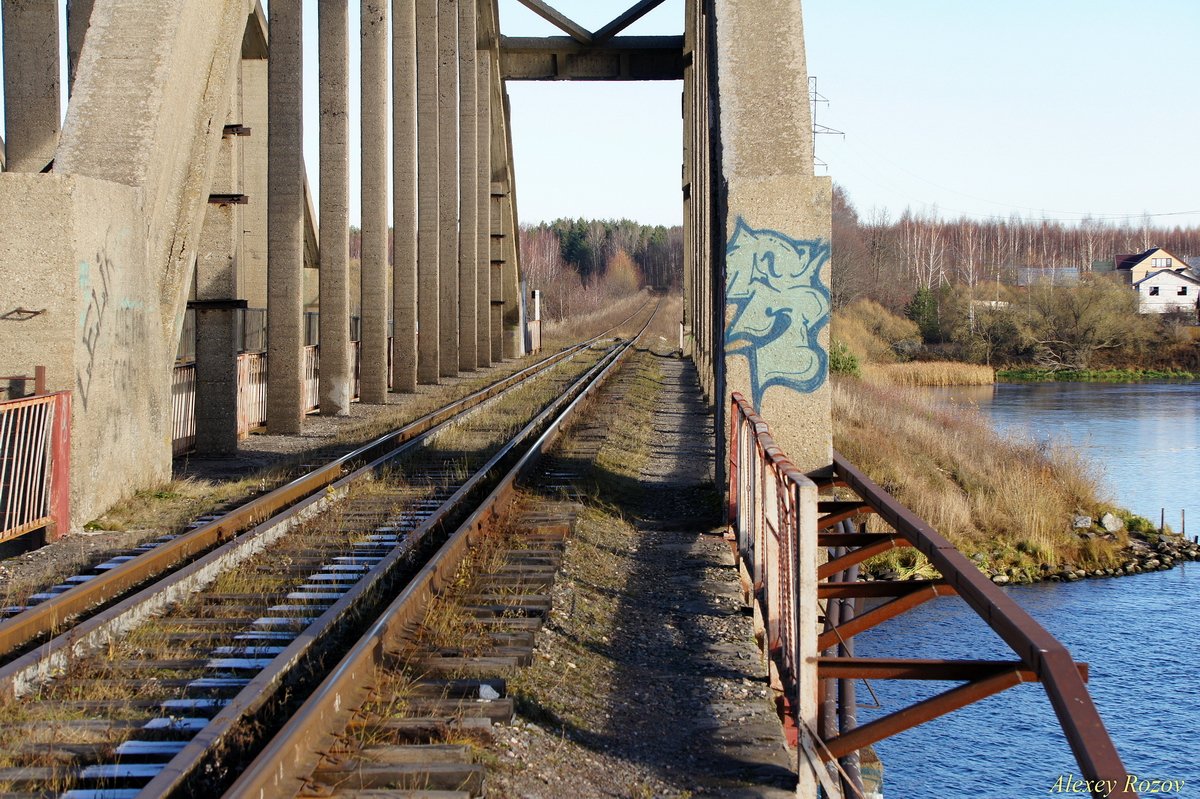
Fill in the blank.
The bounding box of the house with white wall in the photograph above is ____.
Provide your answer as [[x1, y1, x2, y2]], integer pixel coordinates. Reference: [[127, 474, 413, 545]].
[[1132, 269, 1200, 314]]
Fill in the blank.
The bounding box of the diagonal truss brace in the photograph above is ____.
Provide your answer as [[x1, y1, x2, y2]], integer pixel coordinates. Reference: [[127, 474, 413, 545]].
[[513, 0, 670, 46]]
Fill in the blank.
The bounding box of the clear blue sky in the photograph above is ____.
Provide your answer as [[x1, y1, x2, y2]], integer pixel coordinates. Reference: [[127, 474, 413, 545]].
[[5, 2, 1196, 228]]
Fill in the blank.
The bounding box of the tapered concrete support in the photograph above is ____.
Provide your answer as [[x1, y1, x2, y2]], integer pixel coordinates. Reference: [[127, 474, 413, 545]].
[[392, 0, 418, 392], [360, 0, 390, 403], [66, 0, 95, 94], [318, 0, 351, 416], [416, 0, 440, 384], [2, 0, 61, 172], [437, 0, 460, 377], [267, 0, 305, 434], [475, 50, 492, 368], [456, 0, 478, 372]]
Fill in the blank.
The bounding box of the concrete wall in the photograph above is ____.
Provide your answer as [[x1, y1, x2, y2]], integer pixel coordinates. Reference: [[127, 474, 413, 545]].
[[0, 0, 254, 526]]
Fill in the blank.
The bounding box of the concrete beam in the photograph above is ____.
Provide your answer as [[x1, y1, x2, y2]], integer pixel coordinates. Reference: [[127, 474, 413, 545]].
[[456, 0, 478, 372], [392, 0, 418, 392], [66, 0, 95, 94], [500, 35, 684, 81], [359, 0, 390, 403], [437, 0, 460, 377], [318, 0, 351, 415], [416, 0, 440, 384], [2, 0, 61, 172], [266, 0, 305, 433]]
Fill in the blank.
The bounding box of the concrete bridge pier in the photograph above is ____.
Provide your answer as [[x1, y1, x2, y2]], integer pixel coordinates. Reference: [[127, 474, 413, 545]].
[[457, 0, 479, 373], [392, 0, 419, 393], [318, 0, 351, 417], [437, 0, 461, 378], [266, 0, 306, 434], [360, 0, 390, 404], [416, 0, 441, 384], [476, 49, 493, 369], [2, 0, 60, 173]]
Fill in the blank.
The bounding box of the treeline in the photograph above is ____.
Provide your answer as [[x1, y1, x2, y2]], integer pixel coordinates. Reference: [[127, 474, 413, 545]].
[[520, 219, 683, 322], [832, 185, 1200, 310]]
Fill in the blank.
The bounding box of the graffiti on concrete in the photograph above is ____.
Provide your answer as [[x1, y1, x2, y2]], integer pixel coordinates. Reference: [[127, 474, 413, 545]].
[[724, 218, 830, 408]]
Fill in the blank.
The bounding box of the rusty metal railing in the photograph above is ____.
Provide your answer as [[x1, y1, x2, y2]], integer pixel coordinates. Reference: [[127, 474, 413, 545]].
[[303, 344, 320, 413], [236, 351, 268, 434], [727, 392, 1136, 799], [0, 390, 70, 542], [171, 363, 197, 457]]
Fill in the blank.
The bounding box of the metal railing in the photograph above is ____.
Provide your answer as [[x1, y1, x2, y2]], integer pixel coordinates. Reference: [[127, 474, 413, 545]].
[[0, 391, 70, 542], [236, 352, 268, 434], [303, 345, 319, 413], [171, 364, 197, 457], [727, 392, 1136, 799]]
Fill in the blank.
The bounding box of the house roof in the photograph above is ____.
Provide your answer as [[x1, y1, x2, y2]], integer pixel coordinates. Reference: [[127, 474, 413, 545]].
[[1131, 268, 1200, 287], [1117, 247, 1188, 271]]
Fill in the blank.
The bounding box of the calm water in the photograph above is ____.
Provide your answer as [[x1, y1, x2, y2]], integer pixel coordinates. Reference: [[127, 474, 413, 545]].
[[857, 382, 1199, 799]]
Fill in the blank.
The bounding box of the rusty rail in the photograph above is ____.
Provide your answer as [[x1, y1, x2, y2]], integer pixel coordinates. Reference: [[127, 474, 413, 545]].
[[0, 391, 70, 543], [727, 392, 1136, 799]]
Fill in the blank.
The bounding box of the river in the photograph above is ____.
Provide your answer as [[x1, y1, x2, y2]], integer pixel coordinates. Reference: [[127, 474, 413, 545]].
[[856, 381, 1199, 799]]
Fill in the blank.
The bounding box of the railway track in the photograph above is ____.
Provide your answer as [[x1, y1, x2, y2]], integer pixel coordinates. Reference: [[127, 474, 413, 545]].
[[0, 301, 658, 799], [0, 302, 651, 667]]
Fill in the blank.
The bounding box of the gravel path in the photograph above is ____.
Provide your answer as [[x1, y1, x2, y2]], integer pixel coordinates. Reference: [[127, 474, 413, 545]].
[[489, 352, 796, 798]]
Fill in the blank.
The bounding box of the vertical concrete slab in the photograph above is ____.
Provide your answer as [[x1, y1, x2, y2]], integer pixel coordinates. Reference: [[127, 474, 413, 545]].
[[193, 105, 241, 456], [239, 56, 269, 310], [416, 0, 440, 383], [456, 0, 478, 372], [391, 0, 418, 393], [2, 0, 61, 172], [437, 0, 460, 377], [713, 3, 829, 794], [318, 0, 351, 415], [66, 0, 95, 94], [267, 0, 306, 434], [360, 0, 390, 404], [475, 50, 492, 368]]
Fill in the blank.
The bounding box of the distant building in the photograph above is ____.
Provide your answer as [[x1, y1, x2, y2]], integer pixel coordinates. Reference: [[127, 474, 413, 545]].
[[1114, 247, 1190, 284], [1132, 269, 1200, 314], [1015, 266, 1080, 287]]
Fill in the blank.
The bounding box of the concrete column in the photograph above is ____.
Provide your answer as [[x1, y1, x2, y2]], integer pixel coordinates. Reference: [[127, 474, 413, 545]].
[[475, 50, 492, 368], [194, 120, 241, 455], [490, 182, 504, 363], [416, 0, 440, 383], [437, 0, 460, 376], [2, 0, 60, 172], [714, 4, 829, 790], [456, 0, 478, 372], [360, 0, 390, 403], [392, 0, 418, 392], [66, 0, 95, 94], [318, 0, 351, 415], [239, 57, 269, 309], [682, 0, 694, 357], [267, 0, 305, 434]]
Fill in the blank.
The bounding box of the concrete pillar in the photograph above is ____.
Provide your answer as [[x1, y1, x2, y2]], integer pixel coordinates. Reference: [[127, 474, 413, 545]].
[[193, 115, 242, 455], [2, 0, 61, 172], [475, 50, 492, 368], [682, 0, 694, 358], [416, 0, 440, 383], [239, 56, 269, 309], [360, 0, 390, 403], [490, 181, 504, 363], [318, 0, 351, 415], [714, 4, 829, 791], [66, 0, 95, 94], [456, 0, 478, 372], [392, 0, 418, 392], [267, 0, 305, 434], [437, 0, 460, 377]]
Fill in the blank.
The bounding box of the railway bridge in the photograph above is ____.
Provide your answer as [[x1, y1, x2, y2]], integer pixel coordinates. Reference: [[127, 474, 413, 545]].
[[0, 2, 1136, 797]]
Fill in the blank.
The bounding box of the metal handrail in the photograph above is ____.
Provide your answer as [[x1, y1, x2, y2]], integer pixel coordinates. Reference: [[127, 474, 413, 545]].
[[830, 452, 1135, 796]]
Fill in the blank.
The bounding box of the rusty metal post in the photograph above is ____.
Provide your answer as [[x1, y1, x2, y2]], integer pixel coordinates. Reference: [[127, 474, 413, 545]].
[[33, 366, 46, 396], [48, 392, 71, 540], [836, 521, 863, 798]]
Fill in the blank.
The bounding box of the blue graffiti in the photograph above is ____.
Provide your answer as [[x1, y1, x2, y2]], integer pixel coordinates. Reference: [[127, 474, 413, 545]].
[[724, 218, 831, 409]]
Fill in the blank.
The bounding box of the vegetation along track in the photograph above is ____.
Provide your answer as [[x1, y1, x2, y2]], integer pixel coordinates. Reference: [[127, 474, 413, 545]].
[[222, 302, 662, 799], [0, 301, 659, 799], [0, 300, 653, 667]]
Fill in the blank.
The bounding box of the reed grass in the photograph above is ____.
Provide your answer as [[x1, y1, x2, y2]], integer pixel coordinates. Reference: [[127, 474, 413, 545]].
[[833, 378, 1125, 578], [862, 361, 996, 387]]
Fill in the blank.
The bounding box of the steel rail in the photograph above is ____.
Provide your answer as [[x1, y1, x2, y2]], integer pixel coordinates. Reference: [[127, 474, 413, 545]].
[[831, 451, 1136, 799], [139, 306, 657, 799], [0, 301, 651, 664], [219, 305, 651, 799]]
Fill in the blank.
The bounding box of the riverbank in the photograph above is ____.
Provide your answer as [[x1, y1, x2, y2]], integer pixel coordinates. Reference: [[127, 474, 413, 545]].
[[997, 366, 1199, 382]]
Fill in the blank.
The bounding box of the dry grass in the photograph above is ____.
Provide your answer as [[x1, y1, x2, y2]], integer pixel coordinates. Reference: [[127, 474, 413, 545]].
[[542, 291, 652, 351], [831, 299, 920, 364], [862, 361, 996, 387], [833, 378, 1125, 579]]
